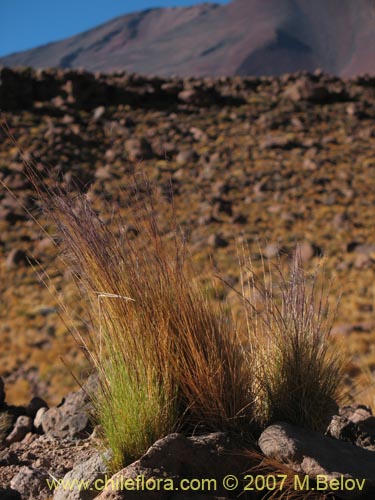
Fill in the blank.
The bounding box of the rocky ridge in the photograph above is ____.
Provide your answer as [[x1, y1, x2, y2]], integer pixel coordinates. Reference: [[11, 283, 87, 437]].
[[0, 66, 374, 409]]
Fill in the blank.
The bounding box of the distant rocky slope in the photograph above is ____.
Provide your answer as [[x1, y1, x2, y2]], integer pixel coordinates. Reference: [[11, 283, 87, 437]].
[[2, 0, 375, 77], [0, 67, 374, 410]]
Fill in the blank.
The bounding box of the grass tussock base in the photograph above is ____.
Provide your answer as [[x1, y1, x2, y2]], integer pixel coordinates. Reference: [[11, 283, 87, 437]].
[[239, 250, 345, 432], [32, 174, 346, 472]]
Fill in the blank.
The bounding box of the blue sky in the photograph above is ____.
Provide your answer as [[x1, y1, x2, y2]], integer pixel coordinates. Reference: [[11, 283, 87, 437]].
[[0, 0, 230, 57]]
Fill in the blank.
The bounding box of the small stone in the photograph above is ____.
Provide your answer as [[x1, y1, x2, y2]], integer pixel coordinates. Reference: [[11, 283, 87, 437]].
[[0, 448, 19, 466], [125, 138, 153, 161], [295, 242, 321, 263], [176, 149, 197, 165], [10, 466, 48, 499], [54, 452, 111, 500], [5, 416, 32, 445], [92, 105, 106, 121], [34, 407, 48, 431], [207, 233, 228, 249]]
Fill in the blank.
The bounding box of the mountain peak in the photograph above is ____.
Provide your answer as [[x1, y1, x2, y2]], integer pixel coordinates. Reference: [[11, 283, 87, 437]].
[[1, 0, 375, 77]]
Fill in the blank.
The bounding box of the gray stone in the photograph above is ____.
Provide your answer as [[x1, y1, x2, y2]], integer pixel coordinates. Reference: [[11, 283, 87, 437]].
[[54, 452, 110, 500], [95, 433, 254, 500], [34, 407, 48, 431], [41, 406, 91, 439], [40, 376, 96, 438], [327, 405, 375, 451], [259, 422, 375, 498], [5, 416, 32, 444], [10, 466, 48, 499]]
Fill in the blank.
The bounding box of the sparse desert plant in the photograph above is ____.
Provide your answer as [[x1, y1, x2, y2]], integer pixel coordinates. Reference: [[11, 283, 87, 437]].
[[20, 154, 346, 471], [31, 175, 255, 469], [239, 250, 345, 432]]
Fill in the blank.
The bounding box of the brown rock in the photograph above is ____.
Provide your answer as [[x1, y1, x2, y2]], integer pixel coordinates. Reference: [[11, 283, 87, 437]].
[[125, 138, 153, 161]]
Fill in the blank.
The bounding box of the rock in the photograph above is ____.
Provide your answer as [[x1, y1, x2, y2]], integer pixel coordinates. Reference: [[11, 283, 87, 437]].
[[263, 244, 282, 259], [283, 76, 348, 104], [295, 242, 321, 263], [0, 67, 34, 110], [54, 452, 111, 500], [259, 422, 375, 498], [231, 213, 247, 225], [212, 198, 232, 217], [125, 138, 153, 161], [354, 253, 374, 269], [95, 433, 253, 500], [353, 244, 375, 257], [178, 88, 220, 107], [259, 134, 299, 150], [331, 322, 375, 336], [34, 407, 48, 431], [207, 233, 228, 249], [332, 212, 350, 231], [176, 150, 198, 165], [5, 416, 33, 445], [10, 466, 49, 500], [0, 448, 19, 466], [40, 379, 95, 438], [5, 249, 29, 269], [327, 405, 375, 451], [92, 106, 106, 121], [41, 406, 91, 439], [95, 166, 113, 181]]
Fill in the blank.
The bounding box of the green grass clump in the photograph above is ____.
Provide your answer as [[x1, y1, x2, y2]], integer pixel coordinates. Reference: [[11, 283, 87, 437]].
[[240, 252, 345, 432]]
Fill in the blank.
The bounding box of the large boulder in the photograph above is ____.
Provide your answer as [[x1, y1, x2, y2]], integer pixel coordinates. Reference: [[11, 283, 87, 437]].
[[95, 433, 255, 500], [259, 422, 375, 499]]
